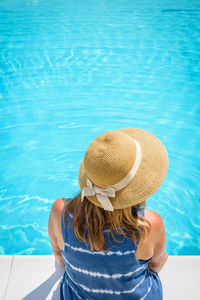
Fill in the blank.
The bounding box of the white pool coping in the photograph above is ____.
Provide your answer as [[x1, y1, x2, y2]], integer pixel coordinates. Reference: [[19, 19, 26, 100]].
[[1, 255, 199, 300]]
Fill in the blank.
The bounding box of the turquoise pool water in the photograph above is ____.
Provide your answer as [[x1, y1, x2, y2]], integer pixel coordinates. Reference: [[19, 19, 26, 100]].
[[0, 0, 199, 255]]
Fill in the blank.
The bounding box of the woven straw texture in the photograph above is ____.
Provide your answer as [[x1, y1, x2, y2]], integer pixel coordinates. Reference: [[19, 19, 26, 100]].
[[79, 128, 168, 209]]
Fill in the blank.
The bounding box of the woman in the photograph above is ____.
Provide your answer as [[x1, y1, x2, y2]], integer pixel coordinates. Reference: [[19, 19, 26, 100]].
[[48, 128, 168, 299]]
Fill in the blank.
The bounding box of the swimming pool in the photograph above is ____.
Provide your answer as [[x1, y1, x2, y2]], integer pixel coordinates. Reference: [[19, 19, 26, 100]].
[[0, 0, 199, 255]]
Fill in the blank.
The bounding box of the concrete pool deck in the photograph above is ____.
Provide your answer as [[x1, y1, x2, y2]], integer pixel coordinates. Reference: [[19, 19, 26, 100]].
[[1, 256, 199, 300]]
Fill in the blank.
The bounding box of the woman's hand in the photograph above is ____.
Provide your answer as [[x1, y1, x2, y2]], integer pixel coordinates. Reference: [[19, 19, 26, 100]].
[[148, 252, 168, 273]]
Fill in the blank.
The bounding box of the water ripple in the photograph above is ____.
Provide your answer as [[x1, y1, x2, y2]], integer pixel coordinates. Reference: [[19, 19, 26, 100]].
[[0, 0, 199, 255]]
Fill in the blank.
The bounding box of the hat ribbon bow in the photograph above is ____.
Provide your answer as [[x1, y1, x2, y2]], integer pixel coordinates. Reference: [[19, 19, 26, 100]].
[[81, 178, 115, 211]]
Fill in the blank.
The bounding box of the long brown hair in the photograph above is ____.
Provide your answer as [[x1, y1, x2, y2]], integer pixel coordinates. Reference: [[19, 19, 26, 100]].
[[63, 193, 150, 252]]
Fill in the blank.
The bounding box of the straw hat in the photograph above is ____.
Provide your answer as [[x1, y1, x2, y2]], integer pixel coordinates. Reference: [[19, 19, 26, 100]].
[[79, 128, 168, 210]]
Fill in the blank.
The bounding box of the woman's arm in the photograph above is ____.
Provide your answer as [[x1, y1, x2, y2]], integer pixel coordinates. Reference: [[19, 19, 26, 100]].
[[145, 210, 168, 273], [48, 198, 65, 268]]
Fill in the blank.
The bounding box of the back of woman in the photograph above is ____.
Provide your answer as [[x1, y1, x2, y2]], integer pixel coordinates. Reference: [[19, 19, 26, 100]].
[[48, 128, 169, 300], [60, 198, 163, 300]]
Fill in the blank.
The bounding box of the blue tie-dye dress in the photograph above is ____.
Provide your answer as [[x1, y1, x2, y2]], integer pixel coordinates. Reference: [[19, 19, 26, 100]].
[[60, 205, 163, 300]]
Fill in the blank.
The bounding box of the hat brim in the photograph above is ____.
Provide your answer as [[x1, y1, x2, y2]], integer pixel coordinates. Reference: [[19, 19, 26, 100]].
[[79, 128, 169, 209]]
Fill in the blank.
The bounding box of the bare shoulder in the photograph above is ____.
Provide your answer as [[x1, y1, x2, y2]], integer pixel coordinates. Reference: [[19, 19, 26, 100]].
[[136, 210, 164, 260], [144, 210, 165, 234], [48, 198, 66, 250], [51, 198, 66, 215], [50, 198, 66, 235], [144, 210, 167, 272], [144, 210, 164, 224]]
